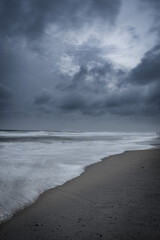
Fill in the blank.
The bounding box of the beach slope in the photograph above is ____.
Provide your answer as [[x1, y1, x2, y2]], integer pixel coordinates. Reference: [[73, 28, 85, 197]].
[[0, 149, 160, 240]]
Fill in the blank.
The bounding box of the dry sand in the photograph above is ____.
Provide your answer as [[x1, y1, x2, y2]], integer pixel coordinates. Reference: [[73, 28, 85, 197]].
[[0, 148, 160, 240]]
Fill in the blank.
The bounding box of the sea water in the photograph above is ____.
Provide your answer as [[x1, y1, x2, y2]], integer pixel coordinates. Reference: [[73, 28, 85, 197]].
[[0, 131, 156, 222]]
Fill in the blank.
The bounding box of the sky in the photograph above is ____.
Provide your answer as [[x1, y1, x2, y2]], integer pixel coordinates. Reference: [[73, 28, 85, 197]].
[[0, 0, 160, 132]]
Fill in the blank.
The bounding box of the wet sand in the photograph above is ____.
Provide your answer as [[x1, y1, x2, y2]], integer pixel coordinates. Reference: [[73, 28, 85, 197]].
[[0, 149, 160, 240]]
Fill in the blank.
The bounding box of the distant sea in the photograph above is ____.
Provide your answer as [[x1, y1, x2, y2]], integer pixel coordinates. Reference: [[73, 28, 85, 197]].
[[0, 131, 156, 222]]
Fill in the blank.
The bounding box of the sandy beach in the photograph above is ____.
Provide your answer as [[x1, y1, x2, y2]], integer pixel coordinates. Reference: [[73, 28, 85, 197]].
[[0, 148, 160, 240]]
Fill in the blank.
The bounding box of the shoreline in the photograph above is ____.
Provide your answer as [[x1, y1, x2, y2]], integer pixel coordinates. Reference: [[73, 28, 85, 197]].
[[0, 146, 154, 225], [0, 145, 154, 225], [0, 148, 160, 239]]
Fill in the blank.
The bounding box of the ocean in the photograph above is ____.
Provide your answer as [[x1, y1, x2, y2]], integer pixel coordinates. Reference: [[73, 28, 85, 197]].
[[0, 131, 156, 223]]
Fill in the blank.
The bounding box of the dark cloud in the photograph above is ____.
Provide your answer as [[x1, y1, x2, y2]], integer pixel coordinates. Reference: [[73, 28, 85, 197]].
[[0, 0, 121, 39], [0, 0, 159, 131], [126, 45, 160, 116], [129, 45, 160, 85], [60, 92, 88, 111], [0, 0, 122, 121], [33, 47, 127, 116], [140, 0, 160, 14], [56, 42, 160, 118], [145, 82, 160, 111], [0, 44, 17, 84], [57, 42, 120, 92], [140, 0, 160, 35], [0, 84, 13, 100], [34, 89, 52, 105], [65, 63, 113, 93], [37, 59, 136, 116], [127, 26, 139, 41], [30, 39, 160, 119], [0, 84, 13, 116]]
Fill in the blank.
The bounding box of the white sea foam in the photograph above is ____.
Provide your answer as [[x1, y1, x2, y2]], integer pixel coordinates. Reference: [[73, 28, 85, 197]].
[[0, 131, 156, 222]]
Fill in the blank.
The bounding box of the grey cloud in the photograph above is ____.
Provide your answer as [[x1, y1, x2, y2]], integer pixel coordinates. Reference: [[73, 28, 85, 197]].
[[145, 82, 160, 110], [35, 55, 124, 116], [0, 84, 13, 100], [127, 26, 139, 41], [60, 93, 88, 112], [66, 65, 109, 92], [39, 57, 141, 116], [31, 39, 154, 117], [54, 41, 160, 118], [126, 44, 160, 116], [105, 88, 141, 108], [0, 0, 159, 132], [0, 44, 18, 85], [140, 0, 160, 35], [0, 84, 13, 116], [34, 89, 53, 105], [66, 39, 116, 66], [57, 42, 120, 93], [57, 84, 147, 117], [140, 0, 160, 14], [129, 45, 160, 85], [0, 0, 121, 39], [57, 62, 116, 96]]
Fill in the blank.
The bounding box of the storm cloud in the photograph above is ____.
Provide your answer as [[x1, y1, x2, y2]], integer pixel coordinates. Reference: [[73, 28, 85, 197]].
[[129, 45, 160, 85], [34, 42, 160, 118], [0, 0, 121, 39], [0, 0, 160, 131]]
